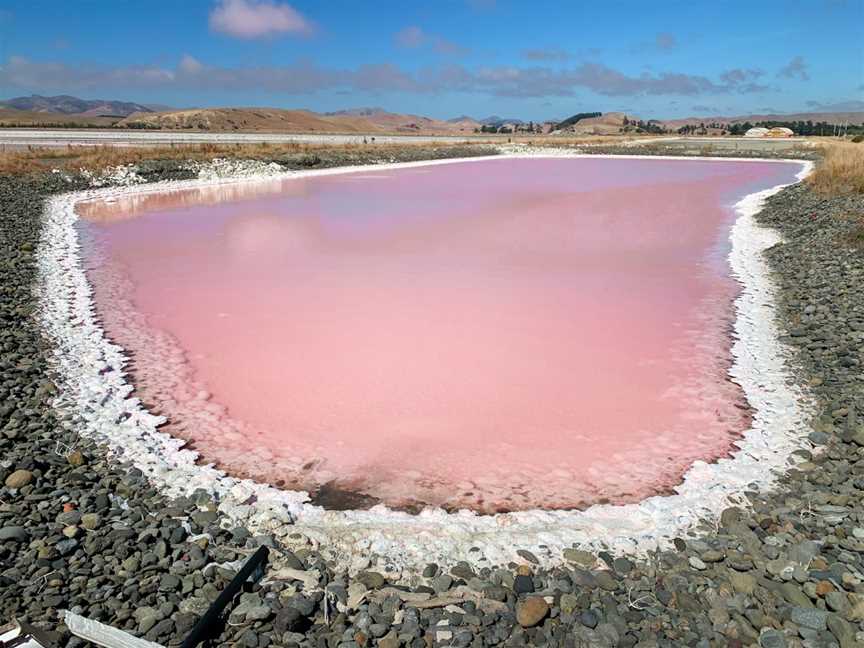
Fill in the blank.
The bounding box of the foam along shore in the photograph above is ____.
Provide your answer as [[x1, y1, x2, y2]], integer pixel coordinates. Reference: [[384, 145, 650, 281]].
[[37, 152, 813, 572]]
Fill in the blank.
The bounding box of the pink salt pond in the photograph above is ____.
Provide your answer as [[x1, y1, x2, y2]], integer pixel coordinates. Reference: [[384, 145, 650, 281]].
[[77, 157, 801, 513]]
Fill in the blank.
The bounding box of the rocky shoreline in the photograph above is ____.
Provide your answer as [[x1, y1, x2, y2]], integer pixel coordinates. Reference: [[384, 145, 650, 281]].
[[1, 148, 863, 647]]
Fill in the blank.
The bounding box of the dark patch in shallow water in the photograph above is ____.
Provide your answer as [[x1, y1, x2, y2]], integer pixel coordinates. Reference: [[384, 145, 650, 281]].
[[309, 481, 381, 510]]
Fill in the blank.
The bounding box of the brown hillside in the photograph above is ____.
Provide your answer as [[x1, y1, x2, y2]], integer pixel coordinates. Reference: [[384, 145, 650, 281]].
[[0, 108, 120, 128], [117, 107, 482, 134]]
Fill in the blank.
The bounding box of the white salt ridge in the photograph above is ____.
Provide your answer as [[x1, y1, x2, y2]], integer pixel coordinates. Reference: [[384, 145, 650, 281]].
[[37, 154, 814, 573]]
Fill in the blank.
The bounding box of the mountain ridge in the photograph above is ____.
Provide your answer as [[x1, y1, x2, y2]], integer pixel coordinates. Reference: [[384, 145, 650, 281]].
[[1, 94, 862, 132], [0, 94, 154, 117]]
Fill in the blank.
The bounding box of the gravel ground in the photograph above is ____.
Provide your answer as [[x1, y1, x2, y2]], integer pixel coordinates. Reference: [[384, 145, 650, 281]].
[[1, 147, 863, 648]]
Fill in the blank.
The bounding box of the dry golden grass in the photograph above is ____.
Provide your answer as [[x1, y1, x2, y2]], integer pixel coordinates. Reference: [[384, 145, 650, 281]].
[[507, 134, 640, 148], [808, 140, 864, 196], [0, 140, 495, 176]]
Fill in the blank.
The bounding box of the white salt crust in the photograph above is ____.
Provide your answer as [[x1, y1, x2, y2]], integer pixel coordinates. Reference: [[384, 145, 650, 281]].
[[37, 154, 814, 574]]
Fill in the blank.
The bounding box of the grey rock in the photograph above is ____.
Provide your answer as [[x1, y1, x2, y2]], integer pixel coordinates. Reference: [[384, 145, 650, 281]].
[[827, 613, 856, 648], [580, 610, 598, 629], [229, 593, 271, 623], [450, 562, 475, 580], [513, 574, 534, 594], [788, 606, 828, 631], [0, 526, 28, 542], [759, 628, 788, 648]]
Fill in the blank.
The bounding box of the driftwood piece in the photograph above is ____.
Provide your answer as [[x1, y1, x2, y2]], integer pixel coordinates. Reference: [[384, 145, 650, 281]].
[[62, 612, 164, 648]]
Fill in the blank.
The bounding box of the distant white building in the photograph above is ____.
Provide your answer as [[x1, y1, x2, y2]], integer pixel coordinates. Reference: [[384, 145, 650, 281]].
[[744, 127, 770, 138], [766, 127, 794, 137]]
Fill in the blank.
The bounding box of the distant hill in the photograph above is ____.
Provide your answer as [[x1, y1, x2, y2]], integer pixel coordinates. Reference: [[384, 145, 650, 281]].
[[0, 94, 153, 117], [479, 115, 525, 126], [118, 108, 369, 132], [119, 106, 482, 134], [555, 112, 602, 130], [3, 94, 859, 135], [0, 108, 120, 128], [555, 112, 632, 135], [661, 110, 864, 130]]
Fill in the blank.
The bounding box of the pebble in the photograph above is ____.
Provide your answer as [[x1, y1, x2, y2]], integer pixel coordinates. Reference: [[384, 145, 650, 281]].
[[4, 469, 33, 489], [81, 513, 101, 530], [729, 571, 756, 595], [356, 571, 385, 589], [579, 610, 598, 629], [0, 526, 28, 542], [512, 574, 534, 594], [563, 548, 595, 567], [788, 606, 828, 631], [759, 628, 787, 648], [515, 597, 549, 627]]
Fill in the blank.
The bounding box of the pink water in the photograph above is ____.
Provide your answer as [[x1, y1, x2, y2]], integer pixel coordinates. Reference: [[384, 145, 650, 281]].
[[78, 157, 800, 512]]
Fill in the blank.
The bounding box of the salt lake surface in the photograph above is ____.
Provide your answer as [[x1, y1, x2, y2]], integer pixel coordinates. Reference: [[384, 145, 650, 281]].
[[77, 157, 801, 512]]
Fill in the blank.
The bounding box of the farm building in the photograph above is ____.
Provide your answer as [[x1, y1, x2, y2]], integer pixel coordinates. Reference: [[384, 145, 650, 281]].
[[766, 127, 794, 137], [744, 127, 770, 138]]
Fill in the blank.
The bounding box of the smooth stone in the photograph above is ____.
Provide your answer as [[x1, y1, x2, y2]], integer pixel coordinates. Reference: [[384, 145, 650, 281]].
[[0, 526, 28, 542], [579, 610, 598, 629], [513, 574, 534, 595], [563, 549, 595, 567], [516, 597, 549, 628], [4, 469, 33, 489], [516, 549, 539, 564]]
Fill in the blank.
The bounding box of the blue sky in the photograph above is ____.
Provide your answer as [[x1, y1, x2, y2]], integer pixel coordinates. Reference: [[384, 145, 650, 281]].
[[1, 0, 862, 120]]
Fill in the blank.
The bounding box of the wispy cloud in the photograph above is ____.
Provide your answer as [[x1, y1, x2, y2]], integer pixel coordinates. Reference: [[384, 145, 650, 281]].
[[0, 55, 786, 99], [522, 48, 571, 62], [805, 99, 864, 111], [777, 56, 809, 81], [633, 32, 678, 54], [719, 68, 762, 84], [394, 26, 469, 56], [209, 0, 313, 39], [718, 68, 771, 94], [655, 33, 677, 51], [394, 26, 424, 48]]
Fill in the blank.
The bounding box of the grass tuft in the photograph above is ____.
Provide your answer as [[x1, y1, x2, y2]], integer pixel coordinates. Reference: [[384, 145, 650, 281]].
[[808, 140, 864, 196]]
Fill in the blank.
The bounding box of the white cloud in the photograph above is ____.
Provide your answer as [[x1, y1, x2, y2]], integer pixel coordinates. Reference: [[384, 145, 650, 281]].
[[209, 0, 313, 39]]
